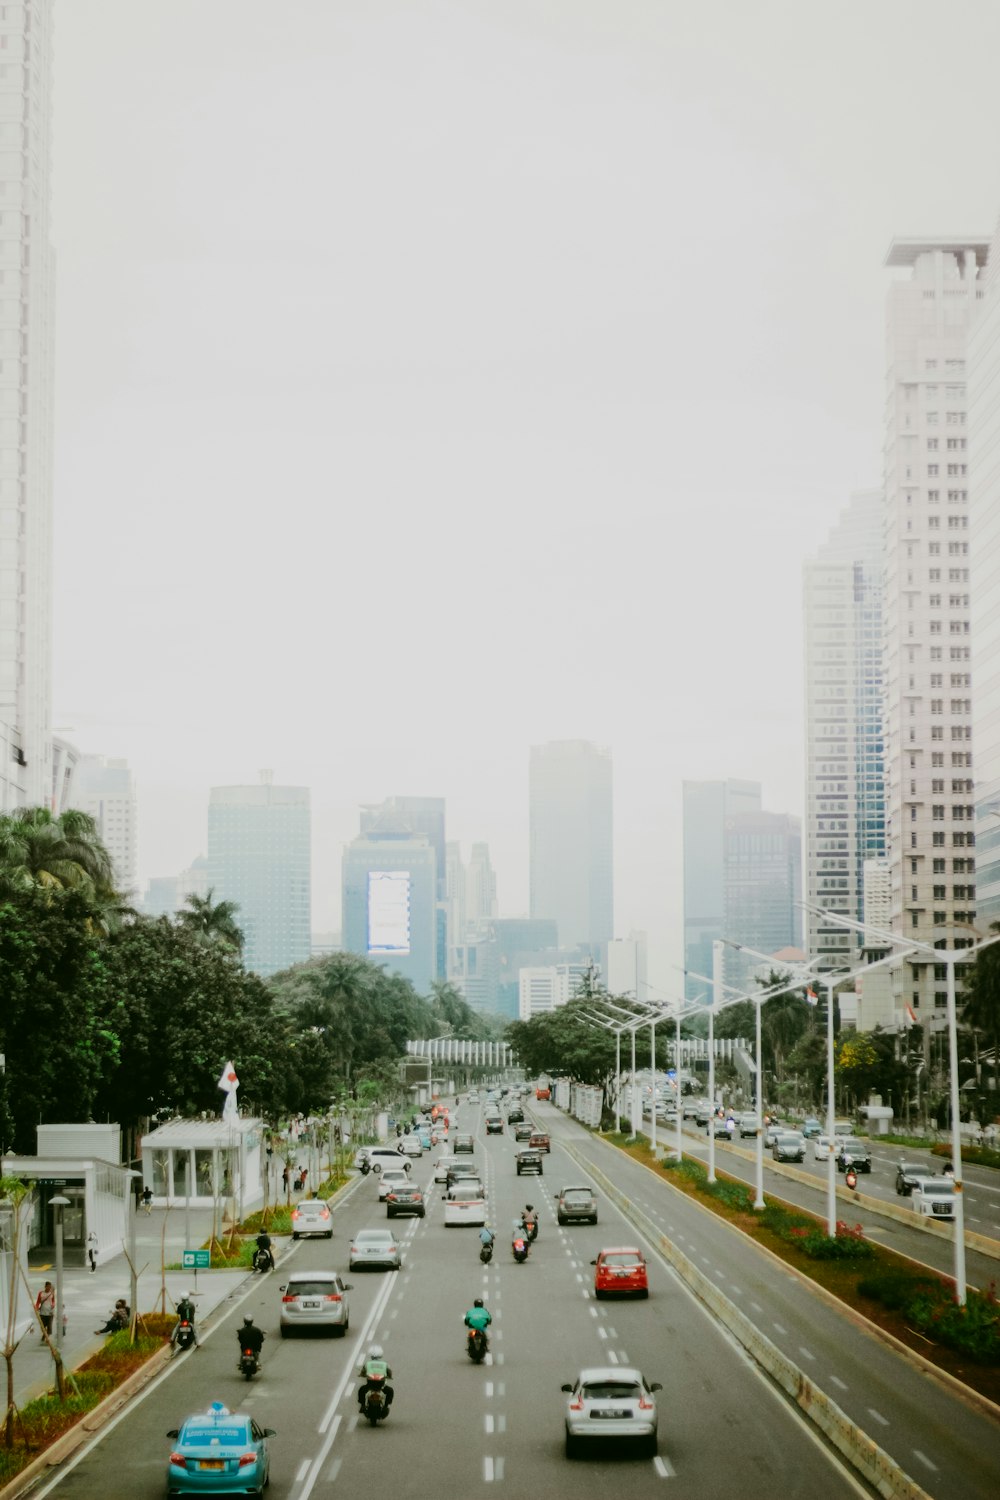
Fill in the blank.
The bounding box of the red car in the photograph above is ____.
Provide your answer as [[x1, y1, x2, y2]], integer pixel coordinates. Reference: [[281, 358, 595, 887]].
[[592, 1247, 649, 1299], [528, 1131, 550, 1154]]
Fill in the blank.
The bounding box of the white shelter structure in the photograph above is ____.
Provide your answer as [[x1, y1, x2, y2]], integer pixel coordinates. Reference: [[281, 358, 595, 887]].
[[140, 1116, 264, 1220]]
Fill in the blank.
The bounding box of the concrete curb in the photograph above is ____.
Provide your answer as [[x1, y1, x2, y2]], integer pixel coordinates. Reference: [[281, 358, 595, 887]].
[[685, 1129, 1000, 1261], [564, 1141, 933, 1500]]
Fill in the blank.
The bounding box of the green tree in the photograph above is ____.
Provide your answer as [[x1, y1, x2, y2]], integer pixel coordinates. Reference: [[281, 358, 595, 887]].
[[961, 922, 1000, 1095], [506, 998, 617, 1092], [175, 888, 244, 955], [0, 889, 118, 1152], [835, 1032, 880, 1107], [0, 807, 117, 906]]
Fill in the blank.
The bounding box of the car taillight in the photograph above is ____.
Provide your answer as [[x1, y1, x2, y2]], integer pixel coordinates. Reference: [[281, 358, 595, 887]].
[[638, 1395, 654, 1410], [281, 1294, 295, 1303], [568, 1397, 584, 1411], [324, 1293, 342, 1302], [238, 1452, 257, 1467], [169, 1452, 187, 1468]]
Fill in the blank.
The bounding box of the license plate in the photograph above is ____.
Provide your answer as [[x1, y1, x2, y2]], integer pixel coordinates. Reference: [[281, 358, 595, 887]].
[[593, 1409, 628, 1419], [303, 1300, 320, 1309], [199, 1459, 225, 1470]]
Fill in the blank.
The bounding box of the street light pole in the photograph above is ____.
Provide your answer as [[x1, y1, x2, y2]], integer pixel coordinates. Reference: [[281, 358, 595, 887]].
[[48, 1194, 69, 1398]]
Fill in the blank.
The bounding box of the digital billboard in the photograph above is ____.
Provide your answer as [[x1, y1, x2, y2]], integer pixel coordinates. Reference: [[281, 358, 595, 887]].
[[367, 870, 411, 954]]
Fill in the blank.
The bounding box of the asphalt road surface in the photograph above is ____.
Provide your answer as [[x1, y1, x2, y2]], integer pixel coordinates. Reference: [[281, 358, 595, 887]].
[[29, 1101, 872, 1500]]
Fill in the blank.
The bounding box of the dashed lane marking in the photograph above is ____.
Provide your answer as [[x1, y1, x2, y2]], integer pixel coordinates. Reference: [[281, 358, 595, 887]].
[[773, 1322, 787, 1336], [296, 1460, 311, 1481], [830, 1376, 848, 1391], [913, 1451, 938, 1472], [654, 1455, 676, 1478], [867, 1408, 889, 1427], [798, 1346, 815, 1362]]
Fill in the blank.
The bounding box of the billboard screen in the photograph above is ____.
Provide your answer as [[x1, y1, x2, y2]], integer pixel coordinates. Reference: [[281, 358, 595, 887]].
[[368, 870, 411, 954]]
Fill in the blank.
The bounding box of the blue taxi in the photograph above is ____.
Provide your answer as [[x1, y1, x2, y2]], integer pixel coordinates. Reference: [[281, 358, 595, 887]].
[[166, 1402, 274, 1496]]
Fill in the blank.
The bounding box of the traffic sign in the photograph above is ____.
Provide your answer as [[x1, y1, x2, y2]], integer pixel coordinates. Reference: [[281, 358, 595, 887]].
[[182, 1250, 210, 1269]]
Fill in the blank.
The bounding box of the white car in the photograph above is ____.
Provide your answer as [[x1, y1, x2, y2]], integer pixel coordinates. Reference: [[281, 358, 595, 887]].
[[349, 1228, 402, 1270], [377, 1168, 411, 1201], [443, 1184, 486, 1227], [398, 1135, 422, 1157], [813, 1134, 850, 1161], [290, 1198, 333, 1239], [911, 1179, 956, 1220], [562, 1365, 661, 1459], [366, 1147, 411, 1175]]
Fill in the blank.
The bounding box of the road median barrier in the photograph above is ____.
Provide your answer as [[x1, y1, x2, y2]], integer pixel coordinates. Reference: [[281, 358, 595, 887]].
[[562, 1139, 938, 1500]]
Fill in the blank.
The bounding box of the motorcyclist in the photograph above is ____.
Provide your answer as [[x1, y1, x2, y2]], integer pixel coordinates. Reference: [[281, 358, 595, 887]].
[[253, 1229, 275, 1270], [522, 1204, 538, 1235], [357, 1344, 394, 1411], [237, 1315, 265, 1370], [170, 1291, 200, 1349], [464, 1297, 492, 1343], [479, 1226, 495, 1248]]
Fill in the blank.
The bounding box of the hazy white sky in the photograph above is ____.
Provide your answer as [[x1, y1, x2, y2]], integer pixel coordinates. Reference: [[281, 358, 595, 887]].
[[51, 0, 1000, 989]]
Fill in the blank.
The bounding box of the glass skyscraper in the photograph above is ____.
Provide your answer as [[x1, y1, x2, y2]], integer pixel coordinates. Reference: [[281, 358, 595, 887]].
[[529, 741, 613, 960]]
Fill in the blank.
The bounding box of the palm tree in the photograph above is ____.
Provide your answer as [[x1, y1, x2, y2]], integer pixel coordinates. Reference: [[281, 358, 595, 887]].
[[176, 888, 244, 955], [0, 806, 116, 902]]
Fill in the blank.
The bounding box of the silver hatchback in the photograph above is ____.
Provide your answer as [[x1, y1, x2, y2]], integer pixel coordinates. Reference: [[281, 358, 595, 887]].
[[562, 1366, 661, 1458], [279, 1270, 352, 1337]]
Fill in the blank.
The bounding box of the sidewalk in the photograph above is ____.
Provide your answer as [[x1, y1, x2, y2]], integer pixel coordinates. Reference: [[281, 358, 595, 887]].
[[14, 1200, 256, 1410]]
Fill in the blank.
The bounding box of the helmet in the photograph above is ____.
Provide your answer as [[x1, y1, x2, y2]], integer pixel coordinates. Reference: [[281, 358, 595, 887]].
[[368, 1344, 384, 1361], [474, 1298, 484, 1308], [525, 1204, 534, 1212], [242, 1316, 254, 1326]]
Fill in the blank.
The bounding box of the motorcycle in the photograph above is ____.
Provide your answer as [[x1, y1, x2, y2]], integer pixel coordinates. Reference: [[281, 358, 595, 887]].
[[511, 1236, 529, 1264], [362, 1376, 389, 1425], [845, 1168, 858, 1191], [253, 1247, 273, 1273], [467, 1328, 488, 1363], [479, 1239, 494, 1264], [240, 1347, 259, 1381], [360, 1157, 371, 1176], [175, 1320, 195, 1351], [523, 1216, 538, 1243]]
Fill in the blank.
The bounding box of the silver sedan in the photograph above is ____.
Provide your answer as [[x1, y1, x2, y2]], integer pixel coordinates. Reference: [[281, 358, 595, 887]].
[[349, 1228, 402, 1271], [562, 1366, 661, 1458]]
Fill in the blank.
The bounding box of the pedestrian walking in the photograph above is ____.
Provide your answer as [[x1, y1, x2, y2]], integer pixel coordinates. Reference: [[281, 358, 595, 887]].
[[141, 1186, 153, 1214], [87, 1229, 99, 1272], [281, 1165, 290, 1192], [34, 1281, 55, 1340], [298, 1167, 307, 1191]]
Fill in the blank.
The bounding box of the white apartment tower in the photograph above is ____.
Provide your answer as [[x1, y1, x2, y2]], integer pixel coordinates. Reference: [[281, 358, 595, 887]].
[[883, 237, 989, 1028], [0, 2, 55, 808], [803, 490, 885, 968], [969, 217, 1000, 932], [71, 755, 138, 897]]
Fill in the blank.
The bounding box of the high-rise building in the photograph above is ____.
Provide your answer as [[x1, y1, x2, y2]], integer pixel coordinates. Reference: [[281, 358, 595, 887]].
[[207, 773, 311, 977], [882, 237, 988, 1028], [71, 755, 138, 897], [143, 855, 208, 919], [969, 217, 1000, 932], [466, 843, 498, 924], [529, 741, 613, 958], [0, 2, 55, 808], [606, 931, 648, 999], [803, 491, 886, 968], [723, 810, 803, 990], [682, 779, 761, 997], [518, 962, 590, 1020], [361, 795, 446, 977], [342, 821, 438, 993]]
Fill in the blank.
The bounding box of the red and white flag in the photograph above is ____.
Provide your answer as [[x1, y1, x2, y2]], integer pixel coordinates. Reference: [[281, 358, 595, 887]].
[[805, 988, 818, 1007], [904, 1004, 917, 1027], [217, 1061, 239, 1094]]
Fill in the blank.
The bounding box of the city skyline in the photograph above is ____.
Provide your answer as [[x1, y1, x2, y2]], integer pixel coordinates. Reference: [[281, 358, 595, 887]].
[[35, 1, 1000, 994]]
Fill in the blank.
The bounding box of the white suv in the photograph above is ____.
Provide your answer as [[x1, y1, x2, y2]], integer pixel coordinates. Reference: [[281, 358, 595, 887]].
[[911, 1178, 956, 1220], [367, 1147, 411, 1175]]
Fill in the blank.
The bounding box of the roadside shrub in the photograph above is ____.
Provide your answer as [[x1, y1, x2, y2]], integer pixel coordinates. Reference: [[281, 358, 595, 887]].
[[858, 1272, 1000, 1362], [705, 1178, 754, 1214], [796, 1226, 874, 1261], [857, 1269, 940, 1311], [661, 1158, 706, 1187]]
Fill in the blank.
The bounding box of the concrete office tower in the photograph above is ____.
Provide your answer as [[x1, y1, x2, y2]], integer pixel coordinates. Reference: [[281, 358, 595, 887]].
[[529, 741, 613, 958], [518, 962, 590, 1020], [71, 755, 138, 897], [445, 840, 466, 947], [723, 809, 802, 991], [863, 857, 892, 932], [883, 238, 988, 1028], [0, 3, 54, 807], [607, 931, 648, 999], [466, 842, 498, 923], [208, 773, 311, 977], [803, 491, 886, 968], [970, 217, 1000, 931], [682, 779, 762, 998], [342, 820, 437, 993], [362, 796, 446, 898]]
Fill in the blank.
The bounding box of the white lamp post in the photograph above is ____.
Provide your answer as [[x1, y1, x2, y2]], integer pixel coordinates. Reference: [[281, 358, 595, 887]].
[[808, 902, 998, 1297]]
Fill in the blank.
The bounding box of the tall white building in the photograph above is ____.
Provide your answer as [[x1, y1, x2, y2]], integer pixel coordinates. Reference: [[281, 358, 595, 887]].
[[71, 754, 138, 897], [0, 2, 55, 808], [969, 216, 1000, 932], [518, 962, 589, 1020], [803, 490, 886, 968], [882, 237, 988, 1028], [530, 741, 613, 958], [606, 931, 648, 999]]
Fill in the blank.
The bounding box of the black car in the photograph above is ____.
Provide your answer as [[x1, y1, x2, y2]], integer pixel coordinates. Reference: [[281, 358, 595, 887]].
[[513, 1121, 534, 1142], [836, 1141, 872, 1173], [385, 1184, 425, 1218], [895, 1161, 926, 1196], [453, 1132, 475, 1155], [556, 1185, 598, 1224], [485, 1117, 504, 1135], [516, 1148, 543, 1175], [506, 1107, 524, 1125]]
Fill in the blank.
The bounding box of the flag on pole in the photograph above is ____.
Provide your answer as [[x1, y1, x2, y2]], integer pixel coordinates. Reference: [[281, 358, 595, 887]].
[[805, 988, 818, 1007], [904, 1004, 917, 1027], [217, 1061, 239, 1094]]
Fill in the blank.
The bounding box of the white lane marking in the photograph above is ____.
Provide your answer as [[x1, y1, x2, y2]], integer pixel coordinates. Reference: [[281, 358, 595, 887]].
[[751, 1301, 763, 1313], [576, 1272, 584, 1283], [597, 1326, 608, 1339], [485, 1413, 494, 1434], [867, 1408, 889, 1427], [484, 1457, 495, 1481], [495, 1456, 506, 1479], [589, 1304, 598, 1316], [498, 1381, 505, 1395], [608, 1350, 619, 1364], [730, 1285, 742, 1295], [498, 1414, 507, 1433], [654, 1454, 676, 1477], [496, 1351, 504, 1364], [773, 1322, 787, 1336], [296, 1460, 311, 1481], [913, 1450, 938, 1472], [830, 1376, 848, 1391], [485, 1381, 494, 1397], [798, 1346, 815, 1362], [325, 1457, 342, 1483]]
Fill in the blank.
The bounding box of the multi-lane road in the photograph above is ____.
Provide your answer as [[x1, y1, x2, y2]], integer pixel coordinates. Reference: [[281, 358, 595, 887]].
[[30, 1098, 889, 1500]]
